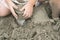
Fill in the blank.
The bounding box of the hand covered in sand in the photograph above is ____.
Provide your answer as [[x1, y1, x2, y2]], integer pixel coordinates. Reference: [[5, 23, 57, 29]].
[[20, 3, 33, 19], [6, 0, 18, 19]]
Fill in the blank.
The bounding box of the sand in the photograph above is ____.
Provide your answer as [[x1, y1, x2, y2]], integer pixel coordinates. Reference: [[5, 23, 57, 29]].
[[0, 0, 60, 40]]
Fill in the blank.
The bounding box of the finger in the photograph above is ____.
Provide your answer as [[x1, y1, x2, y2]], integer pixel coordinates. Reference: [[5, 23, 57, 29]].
[[23, 10, 30, 19], [24, 12, 29, 19], [23, 10, 27, 17], [26, 13, 31, 19], [20, 6, 25, 11], [26, 12, 32, 19], [25, 13, 28, 18], [9, 6, 18, 19], [12, 2, 18, 9]]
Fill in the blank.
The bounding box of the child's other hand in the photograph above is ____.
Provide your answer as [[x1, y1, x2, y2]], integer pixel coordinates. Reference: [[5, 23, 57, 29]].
[[20, 3, 33, 19], [6, 0, 18, 19]]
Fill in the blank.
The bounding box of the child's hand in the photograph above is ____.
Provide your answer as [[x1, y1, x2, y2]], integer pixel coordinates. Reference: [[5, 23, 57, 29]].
[[20, 3, 33, 19], [6, 0, 18, 19]]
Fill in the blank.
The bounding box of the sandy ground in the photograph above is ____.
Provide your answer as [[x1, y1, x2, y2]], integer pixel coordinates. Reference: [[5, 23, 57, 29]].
[[0, 1, 60, 40]]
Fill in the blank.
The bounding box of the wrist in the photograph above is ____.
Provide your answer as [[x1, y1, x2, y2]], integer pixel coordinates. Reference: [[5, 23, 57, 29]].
[[27, 0, 36, 6], [27, 2, 34, 7]]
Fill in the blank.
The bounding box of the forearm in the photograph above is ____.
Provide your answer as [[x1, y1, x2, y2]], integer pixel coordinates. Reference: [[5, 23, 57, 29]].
[[27, 0, 36, 6]]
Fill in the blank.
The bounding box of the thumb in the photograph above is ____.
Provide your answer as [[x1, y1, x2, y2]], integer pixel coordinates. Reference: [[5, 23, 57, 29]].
[[20, 6, 25, 11]]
